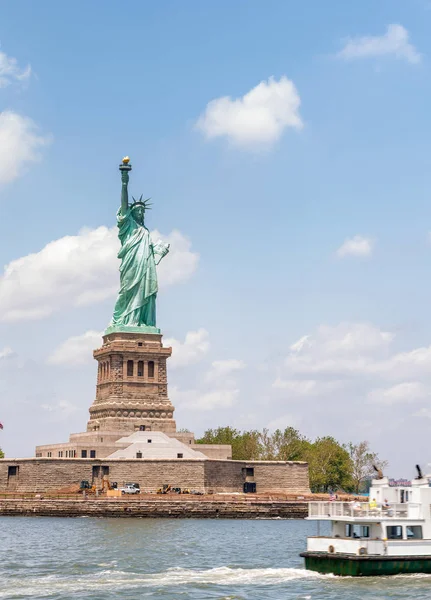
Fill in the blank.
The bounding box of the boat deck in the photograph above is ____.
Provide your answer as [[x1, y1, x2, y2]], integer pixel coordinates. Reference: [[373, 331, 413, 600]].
[[308, 501, 423, 521]]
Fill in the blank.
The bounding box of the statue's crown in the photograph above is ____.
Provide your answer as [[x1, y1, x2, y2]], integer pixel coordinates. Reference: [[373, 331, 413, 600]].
[[130, 194, 152, 211]]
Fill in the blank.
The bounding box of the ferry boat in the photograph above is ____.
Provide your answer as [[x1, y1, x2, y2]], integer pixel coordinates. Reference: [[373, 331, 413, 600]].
[[300, 466, 431, 576]]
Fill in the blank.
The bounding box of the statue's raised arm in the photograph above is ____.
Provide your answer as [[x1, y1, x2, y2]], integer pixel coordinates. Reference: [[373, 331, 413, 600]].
[[119, 156, 131, 215]]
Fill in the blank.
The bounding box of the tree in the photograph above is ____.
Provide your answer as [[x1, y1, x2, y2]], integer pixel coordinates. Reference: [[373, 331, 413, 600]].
[[347, 441, 388, 494], [195, 427, 261, 460], [259, 427, 309, 461], [0, 448, 4, 459], [196, 426, 241, 447], [196, 427, 386, 495], [236, 430, 261, 460], [306, 437, 353, 493]]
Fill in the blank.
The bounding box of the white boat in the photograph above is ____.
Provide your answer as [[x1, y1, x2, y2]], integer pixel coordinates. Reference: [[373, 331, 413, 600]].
[[300, 467, 431, 576]]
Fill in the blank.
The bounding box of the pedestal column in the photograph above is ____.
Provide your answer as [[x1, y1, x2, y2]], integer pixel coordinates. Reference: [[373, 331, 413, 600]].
[[87, 331, 176, 433]]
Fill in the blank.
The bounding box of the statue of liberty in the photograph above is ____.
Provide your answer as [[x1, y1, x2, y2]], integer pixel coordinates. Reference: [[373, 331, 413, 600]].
[[108, 157, 169, 332]]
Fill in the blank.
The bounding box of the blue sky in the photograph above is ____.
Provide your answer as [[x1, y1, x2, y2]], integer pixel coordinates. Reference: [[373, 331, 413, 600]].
[[1, 0, 431, 474]]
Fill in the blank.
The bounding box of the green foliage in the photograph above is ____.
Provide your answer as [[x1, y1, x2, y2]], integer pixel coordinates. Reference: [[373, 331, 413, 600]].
[[196, 426, 387, 494], [0, 448, 4, 459], [259, 427, 310, 461], [196, 426, 310, 462], [195, 426, 260, 459], [347, 441, 389, 494], [305, 437, 353, 493]]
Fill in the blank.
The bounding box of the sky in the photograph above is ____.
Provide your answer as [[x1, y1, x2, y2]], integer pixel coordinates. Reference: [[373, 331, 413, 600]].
[[1, 1, 431, 476]]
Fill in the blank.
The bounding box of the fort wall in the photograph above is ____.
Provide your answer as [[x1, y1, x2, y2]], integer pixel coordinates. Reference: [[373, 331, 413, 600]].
[[0, 458, 310, 494]]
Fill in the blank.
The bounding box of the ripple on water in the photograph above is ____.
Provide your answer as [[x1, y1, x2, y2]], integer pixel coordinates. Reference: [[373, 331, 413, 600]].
[[1, 518, 431, 600]]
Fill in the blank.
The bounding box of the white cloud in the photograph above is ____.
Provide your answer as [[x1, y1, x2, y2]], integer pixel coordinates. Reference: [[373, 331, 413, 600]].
[[368, 382, 428, 405], [337, 24, 421, 64], [319, 322, 394, 354], [164, 329, 210, 368], [206, 359, 246, 382], [172, 357, 245, 412], [413, 407, 431, 420], [372, 346, 431, 380], [47, 330, 103, 366], [152, 230, 199, 287], [276, 322, 431, 407], [266, 413, 301, 431], [336, 235, 373, 258], [0, 111, 51, 184], [194, 389, 239, 411], [268, 322, 431, 461], [284, 339, 431, 380], [272, 378, 342, 395], [196, 76, 303, 148], [0, 50, 31, 88], [285, 324, 394, 378], [0, 347, 14, 360], [172, 386, 239, 411], [273, 378, 318, 393], [0, 227, 199, 322], [41, 400, 78, 419], [290, 335, 312, 353]]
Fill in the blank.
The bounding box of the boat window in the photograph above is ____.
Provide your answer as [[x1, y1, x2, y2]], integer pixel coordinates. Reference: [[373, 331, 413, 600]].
[[352, 524, 370, 538], [345, 524, 352, 537], [406, 526, 423, 539], [387, 526, 403, 539]]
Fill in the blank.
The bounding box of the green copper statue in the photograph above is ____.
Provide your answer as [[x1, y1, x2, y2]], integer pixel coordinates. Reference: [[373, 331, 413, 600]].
[[107, 157, 169, 333]]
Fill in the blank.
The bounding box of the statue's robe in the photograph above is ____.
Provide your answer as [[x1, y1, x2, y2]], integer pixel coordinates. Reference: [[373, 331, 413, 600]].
[[111, 207, 169, 327]]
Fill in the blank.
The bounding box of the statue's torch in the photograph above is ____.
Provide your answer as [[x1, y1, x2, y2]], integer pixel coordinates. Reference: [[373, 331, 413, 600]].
[[119, 156, 132, 177]]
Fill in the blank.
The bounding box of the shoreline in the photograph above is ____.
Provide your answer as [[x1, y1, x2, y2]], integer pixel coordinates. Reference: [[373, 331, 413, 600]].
[[0, 497, 308, 519]]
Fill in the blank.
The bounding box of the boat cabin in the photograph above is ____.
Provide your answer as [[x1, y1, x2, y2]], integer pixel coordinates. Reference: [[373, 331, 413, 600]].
[[305, 476, 431, 557]]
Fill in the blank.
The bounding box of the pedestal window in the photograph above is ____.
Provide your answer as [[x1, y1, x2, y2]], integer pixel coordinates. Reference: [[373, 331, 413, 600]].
[[148, 360, 155, 378]]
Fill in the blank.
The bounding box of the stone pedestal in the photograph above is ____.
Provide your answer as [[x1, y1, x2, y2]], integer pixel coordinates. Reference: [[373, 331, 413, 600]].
[[87, 331, 176, 433]]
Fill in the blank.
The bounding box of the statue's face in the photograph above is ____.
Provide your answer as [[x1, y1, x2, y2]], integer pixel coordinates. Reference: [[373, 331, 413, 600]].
[[132, 206, 144, 224]]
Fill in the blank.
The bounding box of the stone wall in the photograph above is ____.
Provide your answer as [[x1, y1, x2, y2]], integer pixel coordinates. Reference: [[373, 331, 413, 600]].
[[0, 459, 206, 493], [204, 459, 244, 492], [0, 458, 310, 494], [203, 460, 309, 493], [192, 444, 232, 460], [0, 498, 308, 519], [252, 462, 310, 494]]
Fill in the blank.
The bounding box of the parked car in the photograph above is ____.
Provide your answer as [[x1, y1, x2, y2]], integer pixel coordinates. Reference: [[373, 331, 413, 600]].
[[119, 483, 141, 494]]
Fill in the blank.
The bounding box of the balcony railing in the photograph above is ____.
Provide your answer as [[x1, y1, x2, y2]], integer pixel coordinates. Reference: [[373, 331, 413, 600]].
[[308, 501, 422, 520]]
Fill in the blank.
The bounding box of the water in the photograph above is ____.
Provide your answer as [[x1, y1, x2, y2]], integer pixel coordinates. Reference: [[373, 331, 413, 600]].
[[1, 517, 430, 599]]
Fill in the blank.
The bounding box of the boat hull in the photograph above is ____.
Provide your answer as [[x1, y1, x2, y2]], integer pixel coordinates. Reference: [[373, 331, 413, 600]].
[[300, 551, 431, 576]]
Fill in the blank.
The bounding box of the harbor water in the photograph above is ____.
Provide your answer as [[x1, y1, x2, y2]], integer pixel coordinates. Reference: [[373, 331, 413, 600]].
[[1, 516, 430, 599]]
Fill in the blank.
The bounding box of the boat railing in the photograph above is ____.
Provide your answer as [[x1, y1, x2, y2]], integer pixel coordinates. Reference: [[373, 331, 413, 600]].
[[308, 501, 422, 520]]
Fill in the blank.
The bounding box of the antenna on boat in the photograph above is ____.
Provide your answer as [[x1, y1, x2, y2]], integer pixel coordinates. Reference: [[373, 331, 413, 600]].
[[415, 464, 424, 479], [373, 465, 384, 479]]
